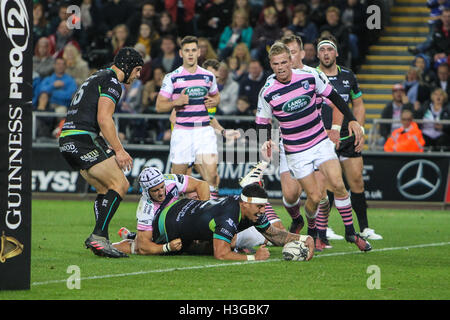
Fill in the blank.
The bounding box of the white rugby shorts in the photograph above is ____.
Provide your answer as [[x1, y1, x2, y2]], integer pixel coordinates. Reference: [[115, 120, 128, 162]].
[[286, 138, 337, 179], [170, 126, 218, 164]]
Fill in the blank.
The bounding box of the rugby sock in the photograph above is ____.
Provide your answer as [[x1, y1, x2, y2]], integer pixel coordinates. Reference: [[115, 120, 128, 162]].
[[350, 192, 369, 232], [93, 194, 105, 221], [209, 185, 219, 199], [93, 189, 122, 239], [316, 197, 330, 240], [265, 203, 278, 222], [282, 197, 301, 221], [305, 206, 317, 238], [335, 195, 356, 236]]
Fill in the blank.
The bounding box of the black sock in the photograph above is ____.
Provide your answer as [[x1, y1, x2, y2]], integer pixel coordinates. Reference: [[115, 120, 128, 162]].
[[351, 192, 369, 232], [93, 190, 122, 239], [93, 194, 106, 222], [327, 190, 334, 210]]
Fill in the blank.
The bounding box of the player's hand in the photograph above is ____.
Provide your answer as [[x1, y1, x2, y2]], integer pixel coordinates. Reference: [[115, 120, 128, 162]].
[[348, 120, 364, 149], [223, 129, 241, 140], [204, 95, 218, 108], [175, 89, 189, 108], [304, 236, 315, 261], [261, 140, 278, 162], [169, 238, 183, 252], [326, 129, 341, 149], [115, 149, 133, 172], [255, 244, 270, 260]]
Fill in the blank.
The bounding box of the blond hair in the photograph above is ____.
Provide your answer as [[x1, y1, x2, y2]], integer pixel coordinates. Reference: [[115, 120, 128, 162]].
[[269, 42, 291, 60]]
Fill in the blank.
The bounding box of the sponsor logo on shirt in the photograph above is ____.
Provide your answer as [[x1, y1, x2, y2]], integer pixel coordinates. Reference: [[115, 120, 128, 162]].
[[282, 95, 311, 113], [185, 86, 208, 98]]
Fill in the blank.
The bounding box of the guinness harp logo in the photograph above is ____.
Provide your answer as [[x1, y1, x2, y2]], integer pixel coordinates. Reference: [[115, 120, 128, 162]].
[[0, 231, 24, 263]]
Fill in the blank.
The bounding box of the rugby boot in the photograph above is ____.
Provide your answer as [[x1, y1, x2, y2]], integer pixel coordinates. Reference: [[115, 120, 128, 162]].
[[345, 233, 372, 252], [85, 234, 129, 258]]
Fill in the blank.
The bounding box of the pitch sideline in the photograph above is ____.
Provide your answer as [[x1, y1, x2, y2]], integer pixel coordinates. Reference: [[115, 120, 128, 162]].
[[31, 241, 450, 286]]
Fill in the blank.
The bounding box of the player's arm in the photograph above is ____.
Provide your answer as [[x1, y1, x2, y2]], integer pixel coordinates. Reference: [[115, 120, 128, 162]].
[[97, 96, 132, 170], [260, 225, 314, 261], [213, 238, 269, 261], [155, 91, 189, 113], [135, 230, 182, 255], [204, 92, 220, 109], [184, 176, 210, 200]]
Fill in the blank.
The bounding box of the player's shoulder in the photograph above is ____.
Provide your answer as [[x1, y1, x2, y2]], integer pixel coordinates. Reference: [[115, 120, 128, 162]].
[[338, 65, 356, 77], [163, 173, 185, 184], [196, 65, 214, 77], [166, 66, 184, 79], [260, 74, 277, 96]]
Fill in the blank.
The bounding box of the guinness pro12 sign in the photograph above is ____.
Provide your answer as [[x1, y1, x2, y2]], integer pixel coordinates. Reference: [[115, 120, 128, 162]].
[[0, 0, 32, 290]]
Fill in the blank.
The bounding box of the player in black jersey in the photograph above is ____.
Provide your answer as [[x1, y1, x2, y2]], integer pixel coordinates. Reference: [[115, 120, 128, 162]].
[[151, 184, 314, 261], [59, 47, 143, 258], [315, 35, 381, 245]]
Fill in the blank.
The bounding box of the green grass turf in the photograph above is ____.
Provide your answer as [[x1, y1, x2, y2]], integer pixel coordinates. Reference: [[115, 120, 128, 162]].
[[1, 199, 449, 300]]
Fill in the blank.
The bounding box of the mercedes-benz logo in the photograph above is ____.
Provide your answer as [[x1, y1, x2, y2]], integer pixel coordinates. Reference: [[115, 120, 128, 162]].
[[396, 159, 441, 200]]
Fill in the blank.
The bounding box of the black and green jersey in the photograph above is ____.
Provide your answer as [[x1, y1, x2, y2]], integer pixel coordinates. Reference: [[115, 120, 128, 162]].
[[317, 65, 362, 137], [152, 196, 270, 245], [61, 68, 122, 135]]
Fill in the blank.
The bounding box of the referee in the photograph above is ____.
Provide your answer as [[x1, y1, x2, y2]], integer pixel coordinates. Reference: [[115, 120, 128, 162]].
[[59, 47, 143, 258]]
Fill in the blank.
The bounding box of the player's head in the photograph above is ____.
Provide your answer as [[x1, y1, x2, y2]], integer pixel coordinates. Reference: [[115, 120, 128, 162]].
[[239, 184, 268, 222], [269, 41, 293, 83], [139, 167, 166, 202], [179, 35, 200, 68], [203, 58, 221, 79], [113, 47, 144, 84], [281, 34, 305, 69], [317, 35, 338, 68]]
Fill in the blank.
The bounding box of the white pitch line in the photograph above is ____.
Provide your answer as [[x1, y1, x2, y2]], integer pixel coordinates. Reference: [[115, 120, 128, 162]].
[[31, 241, 450, 287]]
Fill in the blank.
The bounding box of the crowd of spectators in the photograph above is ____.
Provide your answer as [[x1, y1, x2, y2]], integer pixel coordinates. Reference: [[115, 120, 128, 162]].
[[380, 2, 450, 152], [31, 0, 389, 144]]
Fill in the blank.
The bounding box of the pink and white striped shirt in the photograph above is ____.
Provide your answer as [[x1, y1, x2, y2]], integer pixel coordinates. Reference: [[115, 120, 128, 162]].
[[256, 68, 333, 154], [159, 66, 218, 129]]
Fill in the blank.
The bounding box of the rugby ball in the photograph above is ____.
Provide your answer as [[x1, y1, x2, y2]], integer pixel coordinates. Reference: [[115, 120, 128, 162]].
[[282, 240, 309, 261]]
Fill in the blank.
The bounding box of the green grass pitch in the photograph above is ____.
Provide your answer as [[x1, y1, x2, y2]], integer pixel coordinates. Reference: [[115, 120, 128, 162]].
[[1, 199, 449, 300]]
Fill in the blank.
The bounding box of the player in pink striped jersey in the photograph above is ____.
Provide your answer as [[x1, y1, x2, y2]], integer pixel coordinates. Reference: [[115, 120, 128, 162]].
[[156, 36, 221, 199], [256, 42, 371, 252]]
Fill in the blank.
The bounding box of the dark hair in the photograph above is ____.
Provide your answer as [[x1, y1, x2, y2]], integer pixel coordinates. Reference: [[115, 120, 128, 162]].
[[180, 35, 198, 47], [317, 34, 338, 47], [203, 59, 220, 71], [241, 184, 268, 200]]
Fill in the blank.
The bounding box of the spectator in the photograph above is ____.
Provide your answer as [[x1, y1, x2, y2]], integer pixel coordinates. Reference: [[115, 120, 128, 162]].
[[134, 43, 153, 84], [257, 0, 292, 29], [433, 62, 450, 96], [48, 3, 71, 35], [216, 62, 240, 115], [287, 7, 318, 45], [414, 87, 450, 150], [165, 0, 196, 37], [111, 24, 133, 56], [319, 6, 350, 66], [251, 6, 283, 62], [135, 22, 160, 58], [379, 83, 414, 145], [427, 8, 450, 64], [384, 109, 426, 153], [103, 0, 136, 34], [198, 0, 234, 48], [127, 1, 158, 38], [155, 11, 179, 41], [236, 95, 252, 116], [309, 0, 332, 30], [238, 59, 269, 113], [198, 37, 219, 68], [404, 66, 432, 111], [413, 53, 437, 85], [117, 79, 145, 143], [234, 0, 258, 27], [62, 43, 91, 87], [79, 0, 108, 47], [303, 42, 319, 67], [48, 20, 81, 59], [33, 37, 55, 79], [218, 8, 253, 60], [230, 42, 252, 81], [33, 2, 50, 49], [142, 67, 165, 112], [35, 58, 77, 138], [339, 0, 366, 67], [151, 35, 183, 74]]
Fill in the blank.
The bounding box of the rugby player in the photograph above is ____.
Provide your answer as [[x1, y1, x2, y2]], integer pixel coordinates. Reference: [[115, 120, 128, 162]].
[[59, 47, 143, 258], [156, 36, 221, 199], [149, 184, 314, 261], [256, 42, 371, 252], [113, 167, 210, 255], [315, 35, 382, 245]]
